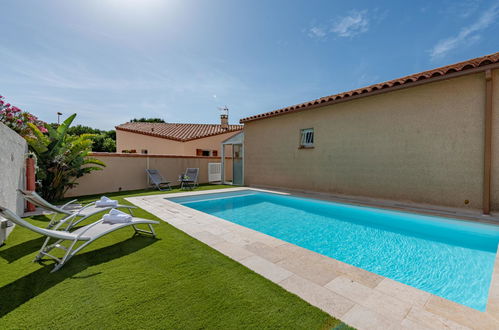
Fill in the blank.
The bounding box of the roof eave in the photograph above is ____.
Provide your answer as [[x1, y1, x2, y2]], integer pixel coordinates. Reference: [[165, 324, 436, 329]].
[[115, 126, 244, 142], [240, 54, 499, 124]]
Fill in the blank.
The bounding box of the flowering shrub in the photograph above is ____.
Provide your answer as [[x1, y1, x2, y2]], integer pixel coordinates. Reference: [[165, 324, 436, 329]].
[[0, 95, 47, 136]]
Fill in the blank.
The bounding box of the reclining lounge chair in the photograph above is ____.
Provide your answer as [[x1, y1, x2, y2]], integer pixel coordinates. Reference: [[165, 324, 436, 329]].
[[180, 168, 199, 190], [0, 205, 158, 272], [18, 189, 136, 230], [146, 169, 172, 191]]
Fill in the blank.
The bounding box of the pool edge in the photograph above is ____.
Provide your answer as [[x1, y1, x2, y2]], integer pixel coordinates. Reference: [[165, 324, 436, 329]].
[[127, 188, 499, 329]]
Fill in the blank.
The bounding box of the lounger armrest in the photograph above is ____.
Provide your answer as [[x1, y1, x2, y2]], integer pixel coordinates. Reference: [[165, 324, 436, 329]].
[[78, 201, 97, 212], [61, 199, 78, 210], [53, 212, 80, 230], [118, 204, 136, 209]]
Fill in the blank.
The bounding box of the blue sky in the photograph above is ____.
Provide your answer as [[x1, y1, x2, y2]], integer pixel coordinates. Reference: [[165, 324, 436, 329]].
[[1, 0, 498, 130]]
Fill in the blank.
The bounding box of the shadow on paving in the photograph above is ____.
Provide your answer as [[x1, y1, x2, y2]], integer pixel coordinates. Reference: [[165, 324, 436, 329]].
[[0, 235, 158, 318]]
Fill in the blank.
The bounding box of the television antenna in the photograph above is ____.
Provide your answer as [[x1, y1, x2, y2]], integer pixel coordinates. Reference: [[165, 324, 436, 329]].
[[218, 106, 229, 116]]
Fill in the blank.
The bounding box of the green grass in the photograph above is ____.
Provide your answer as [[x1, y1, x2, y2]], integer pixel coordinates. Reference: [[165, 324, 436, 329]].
[[0, 185, 351, 329]]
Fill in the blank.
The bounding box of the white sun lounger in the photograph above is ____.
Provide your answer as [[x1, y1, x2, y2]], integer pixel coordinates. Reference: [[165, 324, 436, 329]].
[[18, 190, 136, 230], [0, 205, 158, 272], [146, 169, 172, 191]]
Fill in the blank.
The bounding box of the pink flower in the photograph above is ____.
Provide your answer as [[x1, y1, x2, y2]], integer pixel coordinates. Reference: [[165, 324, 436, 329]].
[[39, 126, 48, 133], [17, 119, 23, 124]]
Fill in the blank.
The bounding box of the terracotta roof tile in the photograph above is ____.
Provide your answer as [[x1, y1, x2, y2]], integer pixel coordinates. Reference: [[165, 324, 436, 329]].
[[240, 52, 499, 123], [116, 122, 243, 142]]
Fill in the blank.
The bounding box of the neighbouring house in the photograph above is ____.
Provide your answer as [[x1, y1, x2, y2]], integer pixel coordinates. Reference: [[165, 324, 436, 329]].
[[116, 113, 243, 156], [241, 52, 499, 214]]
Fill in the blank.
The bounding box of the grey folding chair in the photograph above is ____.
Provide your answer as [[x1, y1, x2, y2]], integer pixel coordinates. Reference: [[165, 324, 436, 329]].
[[180, 168, 199, 190], [18, 190, 136, 230], [146, 169, 172, 191], [0, 205, 158, 272]]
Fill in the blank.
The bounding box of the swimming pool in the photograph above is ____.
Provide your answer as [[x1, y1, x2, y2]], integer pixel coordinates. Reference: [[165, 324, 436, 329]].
[[168, 190, 499, 311]]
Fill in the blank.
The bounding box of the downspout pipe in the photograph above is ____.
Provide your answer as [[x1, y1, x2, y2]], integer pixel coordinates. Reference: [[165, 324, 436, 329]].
[[483, 69, 493, 215]]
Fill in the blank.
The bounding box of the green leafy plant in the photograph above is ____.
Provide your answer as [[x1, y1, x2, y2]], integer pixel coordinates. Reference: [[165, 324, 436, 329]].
[[25, 113, 106, 201]]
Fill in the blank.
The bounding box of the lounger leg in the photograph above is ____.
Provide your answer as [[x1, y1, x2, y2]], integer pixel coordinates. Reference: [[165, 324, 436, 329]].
[[47, 213, 60, 229], [132, 224, 156, 237], [34, 236, 52, 261], [51, 239, 78, 272]]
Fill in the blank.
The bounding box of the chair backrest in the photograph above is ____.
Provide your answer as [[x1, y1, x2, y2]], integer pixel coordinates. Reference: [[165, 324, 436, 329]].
[[0, 205, 81, 241], [146, 169, 164, 185], [18, 190, 72, 215], [185, 168, 199, 182]]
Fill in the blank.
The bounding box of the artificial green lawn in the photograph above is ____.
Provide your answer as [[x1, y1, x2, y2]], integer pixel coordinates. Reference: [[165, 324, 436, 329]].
[[0, 185, 352, 329]]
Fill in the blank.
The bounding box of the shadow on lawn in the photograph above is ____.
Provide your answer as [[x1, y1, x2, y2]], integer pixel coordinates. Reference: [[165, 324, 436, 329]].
[[0, 215, 62, 263], [0, 235, 158, 318], [0, 236, 46, 263]]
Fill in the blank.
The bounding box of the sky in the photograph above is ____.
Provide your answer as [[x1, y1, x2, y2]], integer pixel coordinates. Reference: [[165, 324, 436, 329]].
[[1, 0, 498, 130]]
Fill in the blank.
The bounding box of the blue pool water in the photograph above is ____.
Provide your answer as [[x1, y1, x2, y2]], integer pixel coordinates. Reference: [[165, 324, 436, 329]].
[[168, 190, 499, 311]]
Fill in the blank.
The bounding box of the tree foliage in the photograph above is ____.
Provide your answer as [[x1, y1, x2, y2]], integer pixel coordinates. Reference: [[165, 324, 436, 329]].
[[130, 117, 165, 123], [66, 125, 116, 152], [25, 114, 106, 201]]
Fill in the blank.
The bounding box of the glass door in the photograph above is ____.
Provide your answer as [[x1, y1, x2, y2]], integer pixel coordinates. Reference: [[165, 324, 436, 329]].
[[232, 144, 243, 185]]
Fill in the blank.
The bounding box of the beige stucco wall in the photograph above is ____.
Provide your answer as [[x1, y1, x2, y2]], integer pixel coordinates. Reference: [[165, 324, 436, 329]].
[[491, 69, 499, 211], [65, 154, 232, 197], [116, 129, 241, 156], [245, 72, 495, 211], [0, 123, 27, 244]]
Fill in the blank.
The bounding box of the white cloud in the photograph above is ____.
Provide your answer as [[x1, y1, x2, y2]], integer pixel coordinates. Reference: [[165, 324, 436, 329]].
[[331, 10, 369, 37], [429, 3, 499, 59], [307, 10, 372, 40], [308, 26, 327, 39]]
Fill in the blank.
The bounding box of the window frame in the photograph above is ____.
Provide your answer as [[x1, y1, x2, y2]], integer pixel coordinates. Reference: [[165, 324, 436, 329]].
[[299, 128, 314, 148]]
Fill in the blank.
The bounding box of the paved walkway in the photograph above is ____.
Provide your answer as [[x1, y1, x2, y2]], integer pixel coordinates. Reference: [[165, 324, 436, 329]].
[[127, 188, 499, 330]]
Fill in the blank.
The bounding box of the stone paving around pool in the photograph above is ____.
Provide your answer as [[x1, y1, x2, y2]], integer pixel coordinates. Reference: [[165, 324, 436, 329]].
[[127, 188, 499, 330]]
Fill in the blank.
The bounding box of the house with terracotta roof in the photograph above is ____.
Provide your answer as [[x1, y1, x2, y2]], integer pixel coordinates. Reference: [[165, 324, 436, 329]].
[[116, 112, 243, 156], [241, 52, 499, 214]]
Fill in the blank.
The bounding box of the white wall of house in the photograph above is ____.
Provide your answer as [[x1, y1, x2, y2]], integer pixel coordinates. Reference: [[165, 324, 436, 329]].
[[0, 122, 27, 244]]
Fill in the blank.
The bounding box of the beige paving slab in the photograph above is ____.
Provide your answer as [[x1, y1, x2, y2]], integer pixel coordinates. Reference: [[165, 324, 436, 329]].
[[341, 304, 401, 330], [189, 231, 225, 246], [276, 254, 341, 286], [202, 224, 232, 236], [245, 241, 286, 263], [220, 231, 258, 246], [279, 274, 355, 318], [361, 290, 412, 321], [425, 295, 499, 329], [240, 230, 287, 248], [375, 277, 430, 308], [174, 223, 207, 235], [239, 255, 293, 283], [402, 307, 471, 330], [486, 246, 499, 318], [211, 241, 255, 261], [325, 276, 375, 305], [325, 258, 384, 288], [245, 241, 312, 263]]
